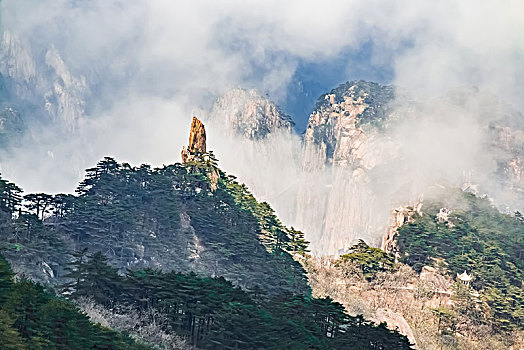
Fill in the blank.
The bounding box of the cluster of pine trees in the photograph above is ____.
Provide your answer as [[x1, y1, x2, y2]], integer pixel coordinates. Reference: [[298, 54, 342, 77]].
[[0, 154, 309, 295], [63, 250, 413, 349], [336, 240, 396, 281], [0, 253, 148, 349], [0, 173, 71, 285], [0, 155, 414, 348], [397, 189, 524, 331]]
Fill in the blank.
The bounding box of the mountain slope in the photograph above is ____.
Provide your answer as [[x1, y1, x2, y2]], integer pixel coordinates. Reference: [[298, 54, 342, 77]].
[[0, 254, 149, 349], [0, 119, 414, 349], [396, 189, 524, 331], [0, 154, 309, 296]]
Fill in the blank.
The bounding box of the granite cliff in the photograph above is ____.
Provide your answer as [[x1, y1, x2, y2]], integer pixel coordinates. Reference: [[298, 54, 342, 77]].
[[210, 81, 524, 255]]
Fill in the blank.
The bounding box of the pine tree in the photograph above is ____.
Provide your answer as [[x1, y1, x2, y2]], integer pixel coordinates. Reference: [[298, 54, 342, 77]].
[[0, 310, 27, 350], [0, 254, 14, 305], [62, 248, 89, 296], [286, 227, 310, 256], [23, 193, 53, 220], [0, 173, 22, 215], [337, 240, 395, 280]]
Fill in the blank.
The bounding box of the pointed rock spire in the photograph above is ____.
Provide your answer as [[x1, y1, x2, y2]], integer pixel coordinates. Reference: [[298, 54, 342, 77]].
[[182, 116, 206, 163]]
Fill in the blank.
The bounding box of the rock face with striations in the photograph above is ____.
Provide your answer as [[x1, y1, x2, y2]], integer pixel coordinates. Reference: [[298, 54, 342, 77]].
[[202, 81, 524, 255], [296, 81, 400, 254], [296, 82, 524, 254], [302, 80, 396, 169]]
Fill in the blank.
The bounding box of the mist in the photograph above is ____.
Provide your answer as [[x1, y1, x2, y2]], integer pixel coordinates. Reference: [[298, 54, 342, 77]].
[[1, 0, 523, 253]]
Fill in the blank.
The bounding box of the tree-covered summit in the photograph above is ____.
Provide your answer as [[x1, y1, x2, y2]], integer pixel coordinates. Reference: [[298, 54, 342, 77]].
[[0, 151, 310, 296], [0, 157, 415, 349]]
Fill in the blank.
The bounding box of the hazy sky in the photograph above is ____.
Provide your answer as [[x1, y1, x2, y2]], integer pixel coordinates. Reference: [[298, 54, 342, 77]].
[[1, 0, 524, 194]]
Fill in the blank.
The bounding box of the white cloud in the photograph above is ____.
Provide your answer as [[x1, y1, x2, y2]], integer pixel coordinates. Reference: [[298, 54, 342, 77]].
[[1, 0, 523, 207]]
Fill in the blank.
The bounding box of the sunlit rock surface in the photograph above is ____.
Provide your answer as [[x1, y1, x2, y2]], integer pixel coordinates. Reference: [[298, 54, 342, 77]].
[[181, 116, 207, 163], [297, 81, 401, 254]]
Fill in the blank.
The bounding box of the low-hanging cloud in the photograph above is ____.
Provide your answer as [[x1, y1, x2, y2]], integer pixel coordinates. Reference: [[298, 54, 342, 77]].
[[1, 0, 523, 253]]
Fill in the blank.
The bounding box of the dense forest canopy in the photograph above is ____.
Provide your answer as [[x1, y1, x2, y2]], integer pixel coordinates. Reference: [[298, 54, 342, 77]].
[[0, 254, 149, 350], [0, 154, 414, 349], [59, 250, 413, 349], [397, 190, 524, 331], [0, 154, 309, 295]]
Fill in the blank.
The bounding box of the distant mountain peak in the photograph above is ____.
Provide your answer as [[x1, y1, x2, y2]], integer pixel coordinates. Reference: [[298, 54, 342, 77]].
[[312, 80, 395, 128], [304, 80, 395, 169], [209, 88, 295, 139]]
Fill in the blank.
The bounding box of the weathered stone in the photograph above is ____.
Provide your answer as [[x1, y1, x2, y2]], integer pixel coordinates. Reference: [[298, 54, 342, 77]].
[[372, 309, 417, 348], [296, 81, 399, 254], [181, 116, 220, 191], [188, 116, 206, 153], [181, 116, 206, 163], [382, 204, 422, 256]]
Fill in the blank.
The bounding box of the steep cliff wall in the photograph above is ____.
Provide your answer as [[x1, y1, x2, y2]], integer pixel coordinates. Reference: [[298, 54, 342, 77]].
[[206, 89, 301, 225], [210, 82, 524, 255], [296, 81, 400, 254]]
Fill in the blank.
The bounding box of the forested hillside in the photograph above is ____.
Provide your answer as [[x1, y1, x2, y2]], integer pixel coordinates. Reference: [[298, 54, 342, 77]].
[[306, 191, 524, 349], [0, 153, 309, 296], [0, 254, 149, 349], [397, 190, 524, 331], [0, 152, 413, 348], [60, 250, 413, 349]]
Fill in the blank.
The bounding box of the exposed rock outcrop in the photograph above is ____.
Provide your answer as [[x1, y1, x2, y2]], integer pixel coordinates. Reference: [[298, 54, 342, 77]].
[[181, 116, 207, 163], [199, 81, 524, 255], [303, 80, 396, 169], [181, 117, 220, 191], [373, 309, 417, 348], [42, 46, 87, 133], [382, 204, 422, 256], [296, 81, 399, 254], [296, 82, 524, 254]]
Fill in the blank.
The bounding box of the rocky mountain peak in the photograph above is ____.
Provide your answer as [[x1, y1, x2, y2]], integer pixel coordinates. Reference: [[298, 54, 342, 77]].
[[303, 80, 394, 169], [313, 80, 394, 119], [181, 116, 207, 163], [187, 116, 206, 154], [209, 88, 294, 139]]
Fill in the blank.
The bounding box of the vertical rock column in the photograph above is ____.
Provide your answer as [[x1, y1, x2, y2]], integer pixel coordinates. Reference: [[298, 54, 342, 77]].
[[181, 116, 207, 163]]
